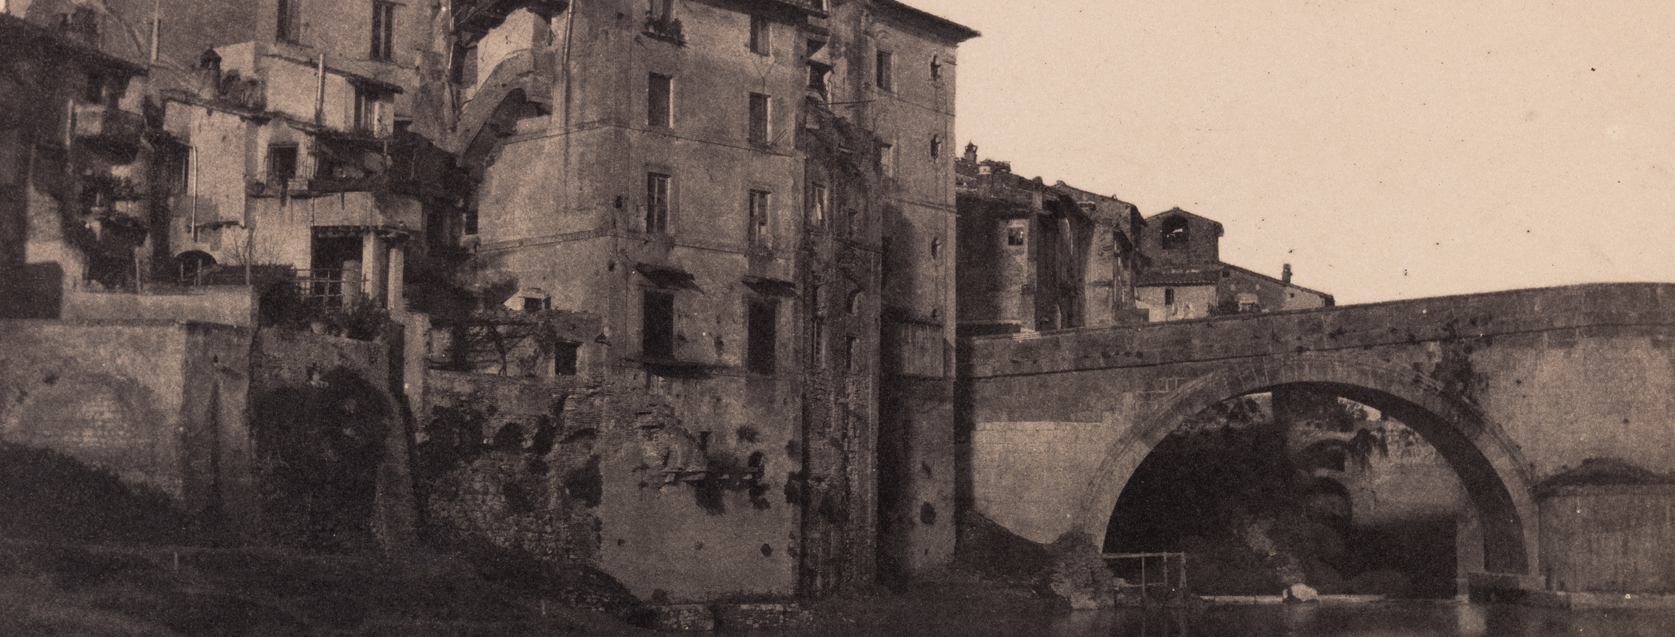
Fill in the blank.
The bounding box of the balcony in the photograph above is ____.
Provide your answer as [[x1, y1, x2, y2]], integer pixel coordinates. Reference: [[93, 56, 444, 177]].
[[642, 14, 685, 45], [73, 103, 144, 150]]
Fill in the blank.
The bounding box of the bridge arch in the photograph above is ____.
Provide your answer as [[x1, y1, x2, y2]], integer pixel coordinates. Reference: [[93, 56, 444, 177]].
[[1075, 353, 1536, 575]]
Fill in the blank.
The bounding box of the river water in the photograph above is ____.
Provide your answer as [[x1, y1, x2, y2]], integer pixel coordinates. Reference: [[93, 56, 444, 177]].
[[745, 601, 1675, 637]]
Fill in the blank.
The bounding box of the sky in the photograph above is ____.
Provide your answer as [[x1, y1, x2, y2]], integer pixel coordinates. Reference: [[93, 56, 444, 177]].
[[905, 0, 1675, 305]]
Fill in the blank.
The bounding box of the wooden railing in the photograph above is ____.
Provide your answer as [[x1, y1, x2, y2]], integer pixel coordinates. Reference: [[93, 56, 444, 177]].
[[293, 269, 364, 308], [1103, 551, 1187, 599]]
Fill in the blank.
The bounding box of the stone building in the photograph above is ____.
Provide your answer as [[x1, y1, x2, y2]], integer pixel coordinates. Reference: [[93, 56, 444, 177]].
[[4, 0, 977, 603], [953, 145, 1148, 336], [955, 148, 1333, 330], [146, 0, 459, 312], [426, 0, 974, 600], [1134, 207, 1333, 321], [1, 13, 150, 315]]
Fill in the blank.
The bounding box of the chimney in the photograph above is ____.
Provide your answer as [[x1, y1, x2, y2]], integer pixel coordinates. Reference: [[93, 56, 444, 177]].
[[1282, 263, 1293, 285], [963, 142, 977, 163], [61, 7, 100, 46], [198, 49, 223, 99]]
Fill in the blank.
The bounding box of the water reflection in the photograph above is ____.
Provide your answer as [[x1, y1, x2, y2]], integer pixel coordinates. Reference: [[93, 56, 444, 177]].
[[751, 601, 1675, 637], [1037, 603, 1674, 637]]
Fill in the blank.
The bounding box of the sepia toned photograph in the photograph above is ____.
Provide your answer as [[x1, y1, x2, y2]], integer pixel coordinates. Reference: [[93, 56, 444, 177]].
[[1, 0, 1671, 634]]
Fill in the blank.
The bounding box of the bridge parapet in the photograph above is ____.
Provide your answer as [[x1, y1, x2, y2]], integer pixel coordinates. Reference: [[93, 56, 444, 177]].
[[965, 283, 1675, 378]]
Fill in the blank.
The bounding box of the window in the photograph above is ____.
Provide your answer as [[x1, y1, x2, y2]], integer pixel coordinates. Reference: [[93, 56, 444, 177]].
[[747, 299, 777, 374], [370, 2, 395, 61], [879, 142, 893, 177], [553, 342, 579, 375], [875, 50, 893, 91], [930, 236, 942, 259], [267, 144, 298, 183], [812, 319, 825, 367], [353, 86, 379, 133], [1164, 288, 1175, 306], [648, 0, 674, 20], [929, 134, 942, 161], [877, 49, 891, 90], [645, 173, 670, 233], [1161, 216, 1189, 249], [845, 335, 858, 372], [748, 93, 770, 145], [83, 71, 107, 105], [648, 73, 672, 127], [277, 0, 302, 43], [1007, 226, 1025, 246], [846, 289, 861, 314], [643, 290, 675, 359], [748, 190, 770, 244], [749, 15, 770, 55], [462, 192, 479, 235], [451, 42, 478, 86], [810, 184, 827, 226], [930, 55, 941, 79]]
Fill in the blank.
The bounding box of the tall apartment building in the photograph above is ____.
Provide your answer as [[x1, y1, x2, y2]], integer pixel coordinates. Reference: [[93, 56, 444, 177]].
[[440, 0, 974, 599]]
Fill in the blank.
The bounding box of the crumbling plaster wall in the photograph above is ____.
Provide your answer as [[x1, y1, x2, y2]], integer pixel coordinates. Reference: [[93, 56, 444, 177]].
[[420, 366, 805, 602]]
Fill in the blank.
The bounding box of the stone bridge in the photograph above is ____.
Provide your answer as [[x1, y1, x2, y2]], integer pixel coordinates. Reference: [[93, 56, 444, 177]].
[[960, 283, 1675, 593]]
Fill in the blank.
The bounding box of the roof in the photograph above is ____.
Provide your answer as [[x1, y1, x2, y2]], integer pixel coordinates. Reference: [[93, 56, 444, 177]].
[[1221, 262, 1334, 299], [1137, 267, 1222, 287], [1145, 207, 1224, 235], [0, 14, 147, 76], [263, 53, 405, 94], [872, 0, 980, 43], [1136, 261, 1335, 301]]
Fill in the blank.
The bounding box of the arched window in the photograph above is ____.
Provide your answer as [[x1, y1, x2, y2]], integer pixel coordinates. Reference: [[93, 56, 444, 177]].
[[1161, 216, 1190, 250], [176, 251, 217, 285], [929, 134, 942, 161]]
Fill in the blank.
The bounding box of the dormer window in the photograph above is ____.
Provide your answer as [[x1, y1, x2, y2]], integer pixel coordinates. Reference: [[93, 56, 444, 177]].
[[1161, 216, 1189, 250]]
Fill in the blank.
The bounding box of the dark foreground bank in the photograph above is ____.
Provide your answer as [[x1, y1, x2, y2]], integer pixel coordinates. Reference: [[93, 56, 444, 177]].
[[0, 539, 663, 636]]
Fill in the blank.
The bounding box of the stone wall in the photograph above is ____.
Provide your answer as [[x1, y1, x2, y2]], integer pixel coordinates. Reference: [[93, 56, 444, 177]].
[[1540, 485, 1675, 594], [419, 365, 806, 602], [249, 327, 415, 553], [0, 320, 250, 528], [62, 287, 256, 327], [419, 369, 596, 563]]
